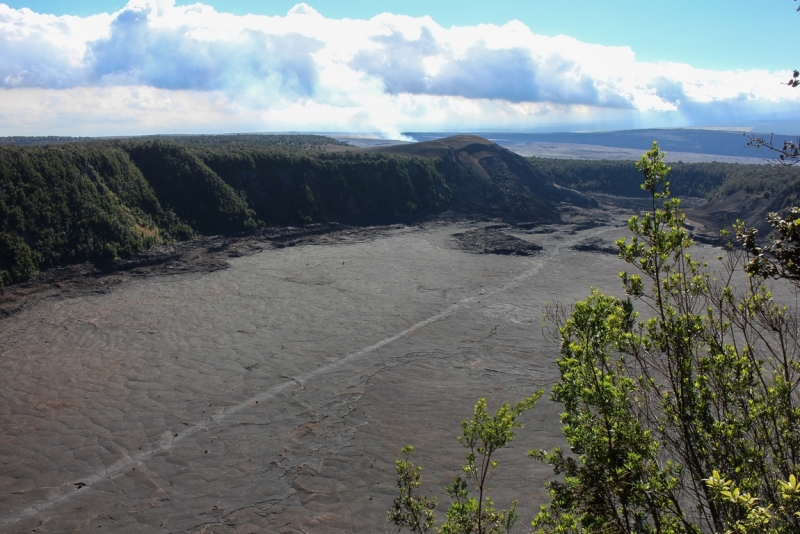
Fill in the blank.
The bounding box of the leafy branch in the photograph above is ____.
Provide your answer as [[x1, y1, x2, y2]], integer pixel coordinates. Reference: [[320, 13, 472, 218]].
[[389, 392, 541, 534]]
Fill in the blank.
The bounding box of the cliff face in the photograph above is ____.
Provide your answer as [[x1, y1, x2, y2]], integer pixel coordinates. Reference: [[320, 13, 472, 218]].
[[369, 135, 596, 223], [0, 134, 596, 285], [0, 140, 450, 285], [198, 149, 449, 225]]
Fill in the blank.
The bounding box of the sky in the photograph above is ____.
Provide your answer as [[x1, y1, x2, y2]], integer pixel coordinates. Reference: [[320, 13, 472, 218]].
[[1, 0, 799, 137]]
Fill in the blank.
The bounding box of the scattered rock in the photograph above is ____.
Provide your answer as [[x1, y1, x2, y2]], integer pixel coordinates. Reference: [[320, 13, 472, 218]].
[[450, 228, 542, 256], [572, 219, 603, 231], [570, 236, 618, 255]]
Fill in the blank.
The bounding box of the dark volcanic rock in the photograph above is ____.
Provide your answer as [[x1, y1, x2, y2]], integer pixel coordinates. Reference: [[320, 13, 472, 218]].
[[570, 236, 618, 255], [451, 228, 542, 255], [369, 135, 596, 224]]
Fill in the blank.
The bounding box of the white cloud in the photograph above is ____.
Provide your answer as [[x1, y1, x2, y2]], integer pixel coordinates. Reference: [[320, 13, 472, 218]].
[[0, 0, 798, 136]]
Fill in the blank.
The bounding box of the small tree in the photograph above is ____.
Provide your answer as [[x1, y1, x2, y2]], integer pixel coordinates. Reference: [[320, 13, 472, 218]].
[[533, 142, 800, 533], [389, 393, 541, 534], [737, 207, 800, 282]]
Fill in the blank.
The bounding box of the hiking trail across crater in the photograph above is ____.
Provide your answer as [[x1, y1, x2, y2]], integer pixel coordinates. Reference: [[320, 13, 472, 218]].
[[0, 221, 629, 533]]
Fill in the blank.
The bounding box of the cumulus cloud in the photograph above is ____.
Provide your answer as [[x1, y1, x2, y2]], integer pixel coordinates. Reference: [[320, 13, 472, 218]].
[[0, 0, 798, 136], [85, 5, 323, 96], [350, 30, 633, 108], [350, 28, 438, 95]]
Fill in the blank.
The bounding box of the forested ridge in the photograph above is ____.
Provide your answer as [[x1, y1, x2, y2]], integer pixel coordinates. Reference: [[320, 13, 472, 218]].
[[2, 134, 795, 287], [0, 138, 449, 285]]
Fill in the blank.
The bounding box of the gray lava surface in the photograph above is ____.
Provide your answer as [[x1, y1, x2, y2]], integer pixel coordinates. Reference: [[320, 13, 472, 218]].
[[1, 220, 633, 533]]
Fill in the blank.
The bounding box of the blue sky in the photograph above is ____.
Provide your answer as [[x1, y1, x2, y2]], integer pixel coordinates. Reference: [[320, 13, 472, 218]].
[[1, 0, 799, 136]]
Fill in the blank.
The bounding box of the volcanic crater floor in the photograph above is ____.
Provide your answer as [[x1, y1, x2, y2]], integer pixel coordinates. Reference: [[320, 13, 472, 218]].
[[2, 217, 656, 533]]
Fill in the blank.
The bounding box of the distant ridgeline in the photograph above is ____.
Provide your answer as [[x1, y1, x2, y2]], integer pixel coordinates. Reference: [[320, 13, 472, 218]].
[[529, 156, 800, 239], [0, 135, 449, 285], [531, 157, 800, 202]]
